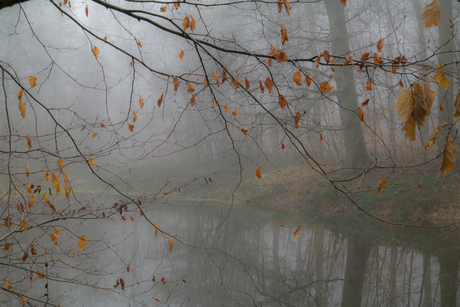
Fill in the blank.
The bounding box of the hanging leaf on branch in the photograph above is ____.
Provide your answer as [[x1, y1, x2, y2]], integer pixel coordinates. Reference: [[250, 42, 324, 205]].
[[433, 62, 450, 90], [421, 122, 449, 152], [421, 0, 440, 28], [440, 133, 455, 176]]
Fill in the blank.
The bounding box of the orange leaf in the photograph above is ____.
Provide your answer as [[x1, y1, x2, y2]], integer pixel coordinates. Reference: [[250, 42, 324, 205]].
[[191, 16, 196, 32], [28, 195, 36, 209], [178, 50, 184, 60], [283, 0, 291, 15], [278, 95, 287, 109], [155, 298, 161, 302], [19, 100, 26, 118], [244, 77, 250, 90], [241, 125, 248, 135], [278, 0, 283, 13], [203, 76, 208, 89], [377, 38, 384, 52], [127, 265, 130, 272], [154, 223, 158, 237], [293, 227, 300, 240], [189, 95, 195, 106], [315, 53, 322, 68], [3, 243, 11, 251], [213, 69, 220, 87], [30, 245, 37, 255], [182, 16, 190, 31], [120, 278, 125, 291], [264, 78, 274, 94], [323, 50, 331, 64], [55, 183, 62, 195], [214, 99, 219, 105], [305, 73, 312, 87], [234, 107, 239, 119], [319, 81, 333, 94], [373, 52, 382, 64], [169, 237, 174, 252], [259, 80, 265, 93], [255, 167, 262, 180], [362, 99, 369, 106], [85, 3, 88, 17], [422, 0, 440, 28], [279, 220, 283, 226], [358, 107, 364, 122], [129, 123, 134, 132], [103, 35, 107, 40], [92, 133, 96, 138], [65, 184, 72, 199], [224, 106, 229, 113], [360, 53, 370, 61], [136, 39, 142, 48], [187, 82, 195, 93], [78, 236, 87, 251], [174, 0, 180, 9], [130, 216, 134, 221], [157, 93, 163, 108], [20, 295, 27, 307], [28, 76, 37, 88], [57, 158, 64, 172], [92, 46, 100, 59], [417, 184, 423, 190], [173, 76, 180, 91], [320, 134, 323, 141], [21, 220, 28, 231], [366, 79, 372, 91], [344, 54, 353, 66], [133, 111, 137, 122], [160, 5, 167, 12], [340, 0, 346, 7], [161, 276, 167, 283], [293, 71, 302, 86], [280, 26, 288, 45], [282, 143, 285, 149]]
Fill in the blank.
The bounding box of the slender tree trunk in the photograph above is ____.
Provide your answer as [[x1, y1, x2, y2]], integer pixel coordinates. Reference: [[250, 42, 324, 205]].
[[323, 0, 370, 169]]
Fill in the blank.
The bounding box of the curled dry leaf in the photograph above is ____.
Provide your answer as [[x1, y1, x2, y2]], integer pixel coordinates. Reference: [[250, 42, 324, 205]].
[[160, 5, 167, 12], [323, 50, 330, 64], [26, 183, 31, 194], [120, 278, 125, 291], [139, 95, 144, 108], [157, 93, 163, 108], [259, 80, 265, 93], [129, 123, 134, 132], [26, 165, 30, 177], [63, 172, 68, 184], [89, 156, 95, 168], [21, 221, 28, 231], [154, 223, 158, 237], [213, 69, 220, 87], [319, 81, 333, 94], [187, 82, 195, 93], [20, 296, 27, 307], [255, 167, 262, 180], [27, 135, 32, 150], [51, 173, 59, 186], [362, 99, 370, 107], [29, 76, 37, 88], [55, 183, 62, 195], [31, 245, 37, 255], [305, 73, 312, 87], [65, 184, 72, 199], [182, 16, 190, 31], [173, 76, 180, 91], [294, 112, 301, 128], [280, 26, 288, 45], [366, 79, 372, 91], [85, 3, 88, 17], [224, 106, 229, 113], [155, 298, 161, 302], [133, 111, 137, 123], [57, 158, 64, 172], [19, 100, 26, 118], [50, 227, 60, 245], [178, 50, 184, 60], [241, 125, 248, 135], [344, 54, 353, 66], [6, 279, 12, 291], [169, 237, 174, 252], [28, 195, 36, 209], [136, 39, 142, 48], [358, 107, 364, 122], [191, 16, 196, 32], [234, 107, 239, 119], [417, 184, 423, 190], [189, 96, 195, 106], [315, 53, 322, 68], [440, 132, 455, 176], [264, 78, 274, 93], [245, 77, 250, 89]]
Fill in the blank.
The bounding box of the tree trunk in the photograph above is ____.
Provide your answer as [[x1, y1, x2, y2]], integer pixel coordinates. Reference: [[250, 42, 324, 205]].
[[323, 0, 370, 169]]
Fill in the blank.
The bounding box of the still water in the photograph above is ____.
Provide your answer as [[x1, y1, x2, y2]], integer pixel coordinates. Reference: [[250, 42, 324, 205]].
[[6, 200, 460, 306]]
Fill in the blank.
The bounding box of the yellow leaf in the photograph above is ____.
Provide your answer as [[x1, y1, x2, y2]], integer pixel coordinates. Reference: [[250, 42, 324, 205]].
[[178, 50, 185, 60], [78, 236, 87, 251], [89, 156, 95, 168], [191, 16, 196, 32], [413, 82, 428, 129], [394, 87, 416, 140], [50, 227, 60, 245], [157, 93, 163, 108], [224, 106, 229, 113], [160, 5, 167, 12], [27, 135, 32, 150], [85, 3, 88, 17], [422, 0, 440, 28], [234, 107, 239, 119], [63, 172, 68, 184], [255, 167, 262, 180], [182, 16, 190, 31], [136, 39, 142, 48], [51, 173, 59, 186], [214, 99, 219, 105], [55, 183, 62, 195], [169, 237, 174, 252], [139, 95, 144, 108], [5, 279, 12, 291], [92, 46, 100, 59], [129, 123, 134, 132], [21, 220, 28, 230], [422, 122, 449, 152], [133, 111, 137, 122], [154, 223, 159, 237], [65, 184, 72, 199], [433, 62, 450, 90], [20, 295, 27, 306], [26, 165, 30, 177], [57, 158, 64, 172], [440, 132, 455, 176], [28, 76, 37, 88], [293, 227, 300, 240], [37, 267, 45, 278], [28, 195, 36, 209], [320, 81, 334, 94], [187, 82, 195, 93], [19, 100, 26, 118], [376, 38, 384, 53], [293, 71, 302, 86]]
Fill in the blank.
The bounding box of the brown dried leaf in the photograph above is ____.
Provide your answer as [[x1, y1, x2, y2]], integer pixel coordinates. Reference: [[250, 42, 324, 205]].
[[377, 38, 384, 52], [178, 50, 184, 60], [422, 122, 449, 152], [440, 132, 455, 176], [434, 62, 450, 90], [136, 39, 142, 48], [264, 78, 274, 94], [278, 95, 287, 109], [255, 167, 262, 180], [293, 71, 302, 86], [50, 227, 60, 245], [244, 77, 250, 90], [160, 5, 167, 12], [191, 16, 196, 32], [280, 26, 288, 45], [422, 0, 440, 28], [89, 156, 95, 168], [319, 81, 334, 94], [182, 16, 190, 31], [154, 223, 158, 237], [57, 158, 64, 172], [293, 227, 300, 240], [129, 123, 134, 132], [169, 237, 174, 252], [344, 54, 354, 66], [92, 46, 99, 59], [173, 76, 180, 91], [358, 107, 364, 122], [157, 93, 163, 108]]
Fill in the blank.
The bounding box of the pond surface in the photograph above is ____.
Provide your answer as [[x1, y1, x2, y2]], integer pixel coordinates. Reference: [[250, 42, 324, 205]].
[[5, 200, 460, 306]]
